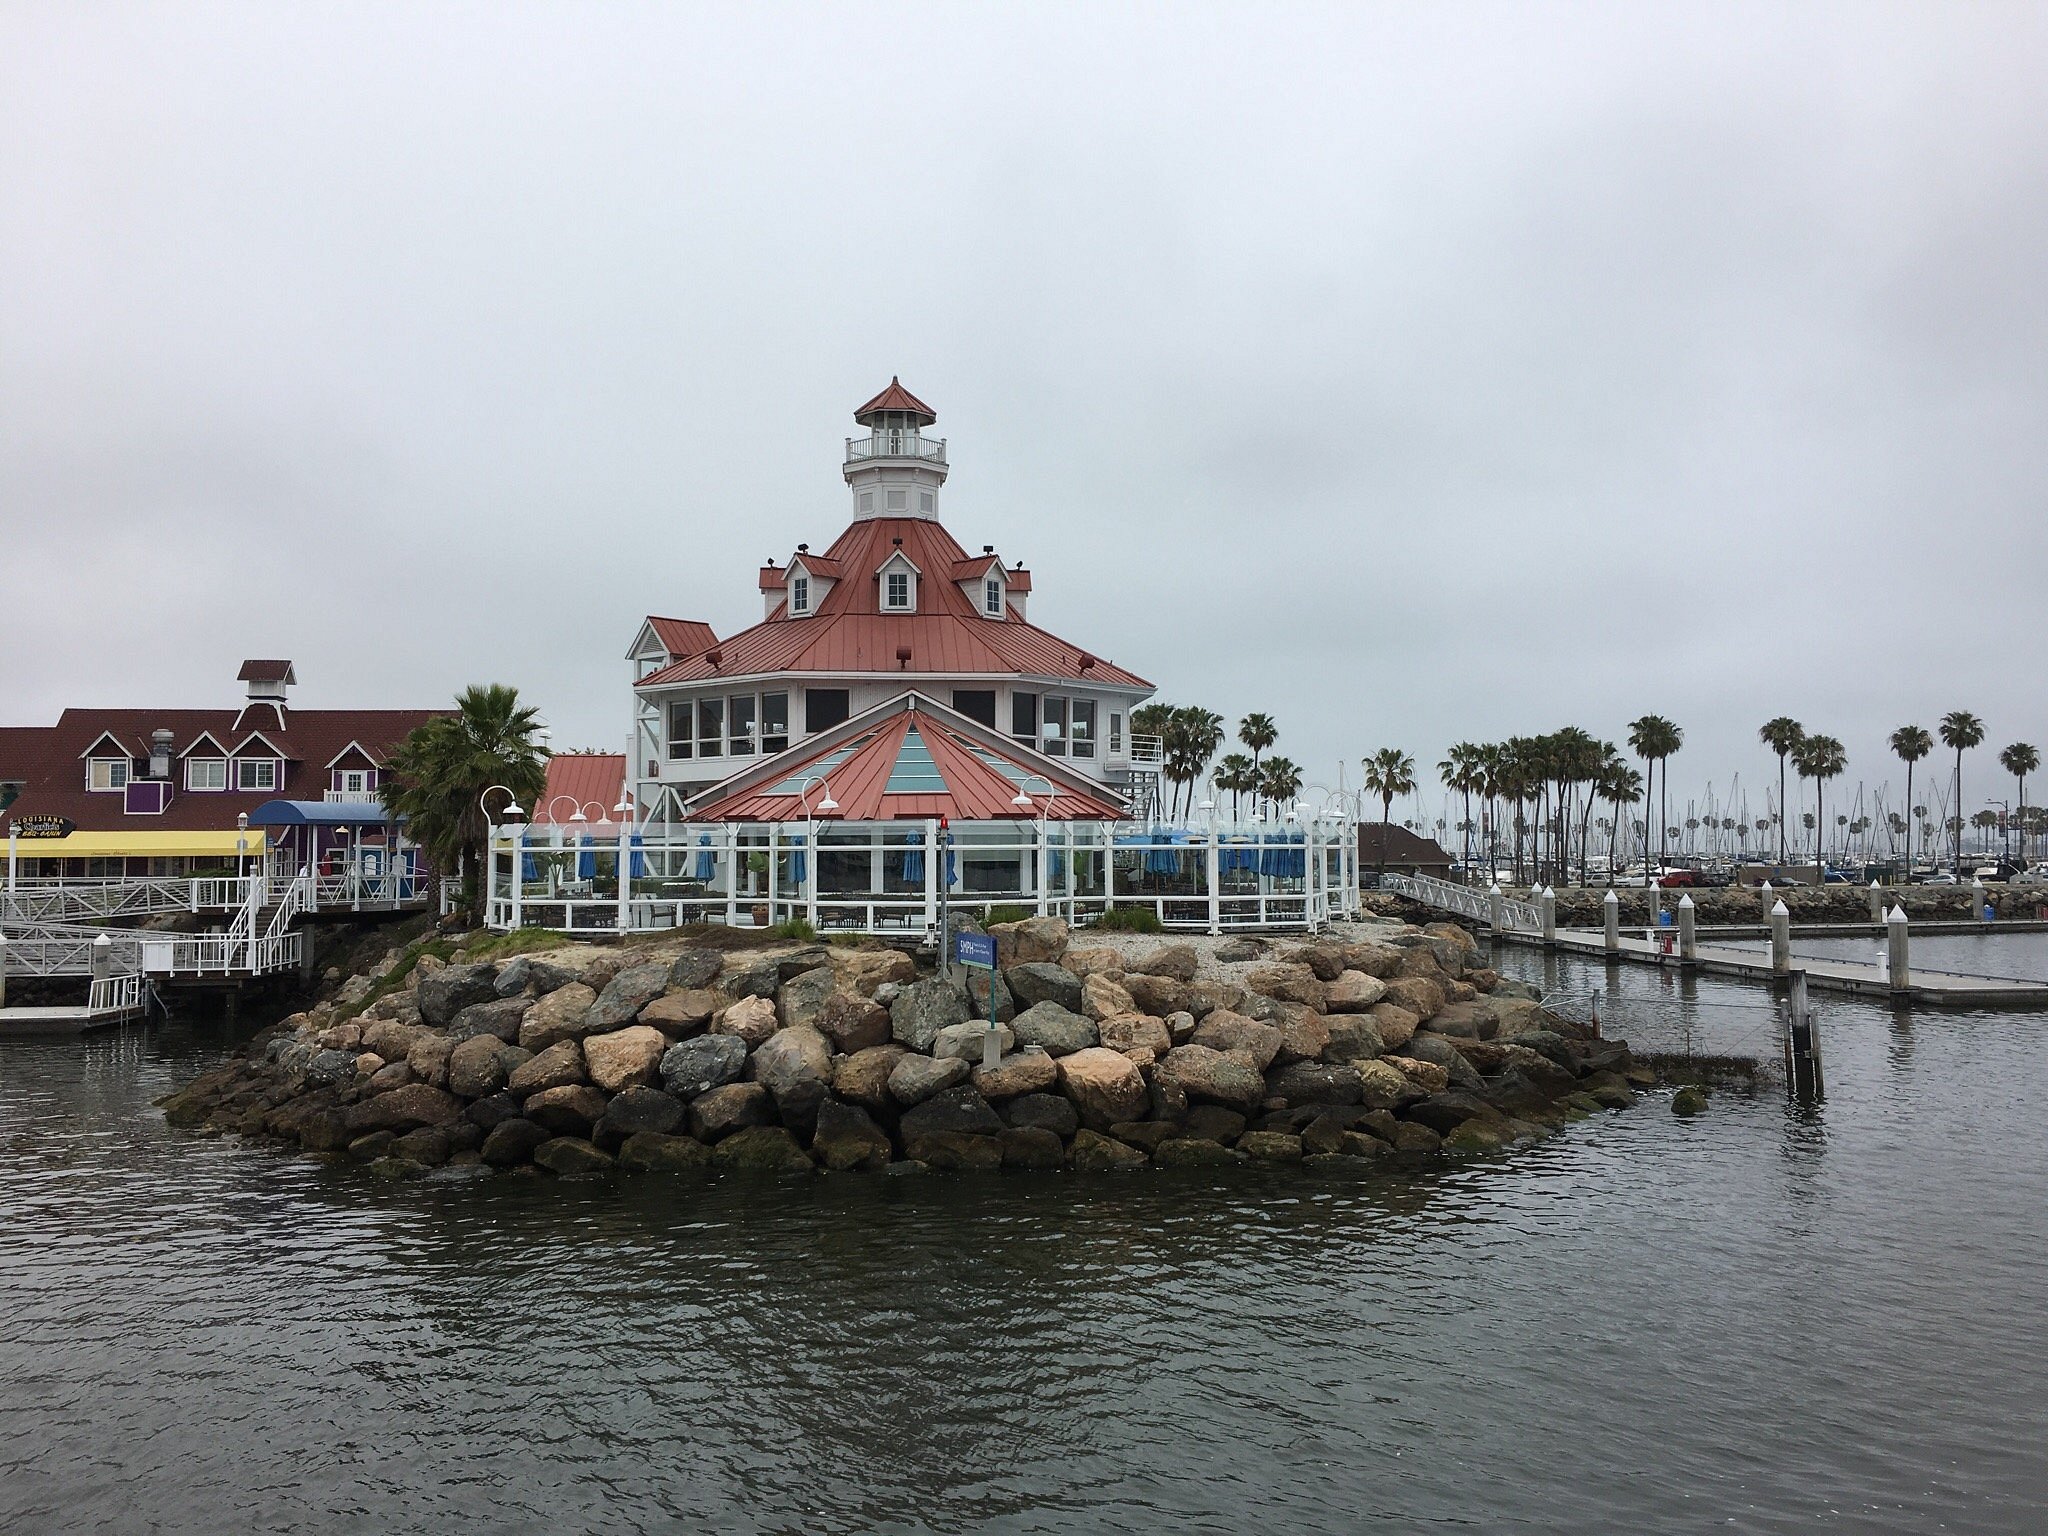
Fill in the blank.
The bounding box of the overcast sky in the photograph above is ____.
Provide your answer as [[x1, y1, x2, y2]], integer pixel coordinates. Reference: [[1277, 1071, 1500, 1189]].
[[5, 3, 2045, 824]]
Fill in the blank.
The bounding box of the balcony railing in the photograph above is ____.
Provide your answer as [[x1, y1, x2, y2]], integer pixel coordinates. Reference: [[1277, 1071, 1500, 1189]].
[[845, 431, 947, 465], [323, 789, 383, 804], [1125, 735, 1164, 767]]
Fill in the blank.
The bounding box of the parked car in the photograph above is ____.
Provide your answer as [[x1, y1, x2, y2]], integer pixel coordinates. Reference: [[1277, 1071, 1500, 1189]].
[[2011, 865, 2048, 888], [1913, 871, 1957, 885]]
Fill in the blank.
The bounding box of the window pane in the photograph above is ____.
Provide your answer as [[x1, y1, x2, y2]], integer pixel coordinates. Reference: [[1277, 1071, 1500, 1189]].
[[1043, 696, 1068, 756], [951, 690, 996, 728], [698, 698, 723, 757], [886, 573, 909, 608], [730, 694, 756, 755], [669, 703, 693, 759], [761, 692, 790, 751], [1011, 691, 1037, 739], [984, 578, 1002, 615], [1110, 713, 1123, 753], [805, 689, 850, 733], [1072, 701, 1097, 758], [792, 576, 808, 612]]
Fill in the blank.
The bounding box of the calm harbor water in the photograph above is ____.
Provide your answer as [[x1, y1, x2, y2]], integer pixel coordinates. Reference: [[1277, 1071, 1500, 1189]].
[[5, 941, 2048, 1534]]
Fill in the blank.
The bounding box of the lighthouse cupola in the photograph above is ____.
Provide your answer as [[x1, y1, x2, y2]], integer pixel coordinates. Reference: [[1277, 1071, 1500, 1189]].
[[844, 377, 948, 520]]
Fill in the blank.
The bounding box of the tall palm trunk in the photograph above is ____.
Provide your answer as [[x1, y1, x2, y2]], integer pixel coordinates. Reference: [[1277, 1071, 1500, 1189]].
[[1777, 754, 1789, 864], [1954, 751, 1965, 874], [1904, 761, 1914, 874]]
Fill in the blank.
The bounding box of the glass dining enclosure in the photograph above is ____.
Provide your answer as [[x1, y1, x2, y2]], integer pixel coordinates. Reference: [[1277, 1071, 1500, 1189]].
[[484, 814, 1359, 936]]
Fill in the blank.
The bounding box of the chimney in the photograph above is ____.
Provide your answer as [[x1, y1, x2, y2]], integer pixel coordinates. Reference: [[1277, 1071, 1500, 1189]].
[[149, 728, 174, 780]]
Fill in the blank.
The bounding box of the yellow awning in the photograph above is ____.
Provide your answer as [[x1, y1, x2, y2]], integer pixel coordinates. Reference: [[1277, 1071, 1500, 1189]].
[[6, 830, 269, 859]]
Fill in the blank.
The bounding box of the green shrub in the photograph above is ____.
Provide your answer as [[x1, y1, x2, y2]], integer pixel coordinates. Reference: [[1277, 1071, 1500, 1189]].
[[980, 903, 1032, 927], [765, 917, 818, 941], [1089, 905, 1163, 934]]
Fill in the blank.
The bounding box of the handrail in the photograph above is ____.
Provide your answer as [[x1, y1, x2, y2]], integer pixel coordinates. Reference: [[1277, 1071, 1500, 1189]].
[[1382, 871, 1543, 934]]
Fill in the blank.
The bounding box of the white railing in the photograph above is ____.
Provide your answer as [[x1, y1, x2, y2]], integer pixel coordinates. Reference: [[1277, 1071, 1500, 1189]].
[[322, 789, 384, 804], [312, 866, 428, 911], [1381, 871, 1543, 934], [1124, 735, 1164, 767], [844, 430, 946, 465], [1, 923, 302, 979], [88, 972, 144, 1013], [2, 876, 258, 925]]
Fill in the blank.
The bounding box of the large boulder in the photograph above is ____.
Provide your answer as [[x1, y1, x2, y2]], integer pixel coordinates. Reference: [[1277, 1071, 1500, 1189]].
[[890, 976, 972, 1052], [887, 1053, 972, 1107], [361, 1018, 428, 1063], [816, 993, 891, 1054], [903, 1132, 1005, 1171], [518, 982, 598, 1051], [1402, 1033, 1486, 1092], [899, 1085, 1005, 1140], [970, 1047, 1058, 1100], [1128, 943, 1199, 983], [495, 955, 573, 998], [1003, 1092, 1079, 1139], [1244, 963, 1326, 1011], [659, 1034, 749, 1099], [1005, 962, 1083, 1013], [447, 1035, 531, 1098], [1184, 979, 1248, 1019], [1370, 1003, 1420, 1052], [1272, 1011, 1330, 1067], [934, 1021, 1013, 1062], [825, 945, 916, 998], [1342, 940, 1406, 978], [1280, 943, 1347, 982], [1062, 947, 1126, 980], [1122, 972, 1190, 1018], [1189, 1010, 1283, 1071], [1053, 1047, 1148, 1129], [1154, 1138, 1246, 1167], [446, 996, 533, 1044], [1097, 1014, 1172, 1059], [1183, 1104, 1247, 1143], [1000, 1126, 1067, 1171], [1324, 971, 1387, 1013], [415, 964, 499, 1027], [987, 915, 1070, 969], [1070, 1128, 1148, 1169], [523, 1084, 609, 1136], [711, 995, 779, 1049], [1355, 1058, 1422, 1109], [404, 1032, 456, 1088], [586, 964, 670, 1032], [1265, 1061, 1363, 1108], [1382, 976, 1445, 1022], [1157, 1045, 1265, 1112], [775, 966, 839, 1031], [1382, 1055, 1451, 1094], [961, 966, 1015, 1024], [594, 1086, 685, 1147], [479, 1117, 550, 1167], [1080, 973, 1137, 1022], [811, 1098, 892, 1171], [714, 952, 783, 1001], [1322, 1015, 1386, 1064], [832, 1044, 909, 1114], [534, 1137, 614, 1177], [1405, 1090, 1504, 1137], [689, 1082, 771, 1141], [1009, 1001, 1098, 1057], [507, 1039, 586, 1096], [667, 948, 725, 990], [344, 1083, 464, 1135], [582, 1026, 668, 1093], [713, 1126, 816, 1174], [617, 1131, 713, 1172], [749, 1024, 833, 1130], [640, 989, 720, 1037]]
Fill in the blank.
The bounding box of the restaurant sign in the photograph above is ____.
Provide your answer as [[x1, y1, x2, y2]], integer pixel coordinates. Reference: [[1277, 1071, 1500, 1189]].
[[11, 815, 75, 839]]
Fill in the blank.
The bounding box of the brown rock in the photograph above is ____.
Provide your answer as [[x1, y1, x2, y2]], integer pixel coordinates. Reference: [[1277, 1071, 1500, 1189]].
[[749, 1024, 834, 1123], [816, 992, 892, 1053], [1189, 1009, 1284, 1071], [1182, 1104, 1248, 1142], [506, 1038, 586, 1096], [775, 965, 839, 1031], [1157, 1044, 1266, 1111], [1370, 1003, 1420, 1051], [710, 995, 779, 1048], [888, 1053, 973, 1107], [1069, 1128, 1148, 1169], [903, 1132, 1005, 1171], [1280, 944, 1346, 982], [824, 945, 917, 997], [517, 981, 597, 1051], [1097, 1013, 1172, 1058], [1122, 971, 1190, 1017], [1273, 1011, 1331, 1067], [1354, 1059, 1416, 1110], [970, 1047, 1059, 1100], [446, 1035, 530, 1099], [1341, 940, 1405, 978], [582, 1025, 668, 1093], [689, 1081, 771, 1140], [832, 1044, 909, 1114], [344, 1082, 464, 1134], [1054, 1046, 1149, 1129], [640, 989, 719, 1037], [1382, 976, 1445, 1021], [1244, 963, 1326, 1011], [1128, 943, 1200, 983], [987, 915, 1071, 969], [1080, 972, 1137, 1022], [523, 1084, 609, 1135], [361, 1019, 427, 1062], [405, 1032, 455, 1088], [1324, 970, 1388, 1012], [1383, 1055, 1450, 1093], [1062, 946, 1126, 980], [1183, 979, 1248, 1018], [1238, 1130, 1305, 1161]]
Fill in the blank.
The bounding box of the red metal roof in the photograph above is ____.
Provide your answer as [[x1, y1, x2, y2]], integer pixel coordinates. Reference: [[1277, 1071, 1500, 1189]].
[[647, 618, 716, 657], [638, 516, 1148, 690], [0, 706, 447, 836], [853, 377, 936, 425], [758, 565, 787, 590], [689, 695, 1125, 823], [237, 659, 295, 682], [534, 754, 628, 824]]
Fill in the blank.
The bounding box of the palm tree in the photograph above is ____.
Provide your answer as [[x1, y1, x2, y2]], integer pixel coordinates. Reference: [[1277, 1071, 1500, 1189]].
[[1439, 743, 1485, 882], [1939, 711, 1985, 876], [1627, 715, 1683, 874], [381, 683, 548, 910], [1758, 718, 1805, 865], [1211, 753, 1255, 820], [1890, 725, 1932, 876], [1258, 756, 1303, 816], [1595, 756, 1644, 884], [1792, 734, 1847, 872], [1361, 748, 1418, 874], [1237, 713, 1277, 786], [2001, 742, 2039, 866]]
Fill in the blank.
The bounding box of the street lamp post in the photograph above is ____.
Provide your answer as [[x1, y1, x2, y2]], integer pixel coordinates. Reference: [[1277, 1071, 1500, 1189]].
[[1012, 774, 1058, 917], [795, 778, 838, 931], [478, 785, 527, 927]]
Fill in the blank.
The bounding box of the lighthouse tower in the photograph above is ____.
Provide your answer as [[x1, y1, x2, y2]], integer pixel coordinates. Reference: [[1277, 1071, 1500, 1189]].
[[844, 377, 947, 521]]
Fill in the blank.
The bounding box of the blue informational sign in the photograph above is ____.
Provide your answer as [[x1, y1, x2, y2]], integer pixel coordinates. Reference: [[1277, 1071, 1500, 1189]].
[[955, 931, 998, 970]]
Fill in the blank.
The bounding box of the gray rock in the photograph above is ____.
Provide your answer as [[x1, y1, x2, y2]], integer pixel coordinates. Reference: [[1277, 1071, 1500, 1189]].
[[1005, 962, 1083, 1013], [890, 975, 972, 1052], [999, 1126, 1066, 1170], [689, 1081, 771, 1141], [888, 1053, 972, 1107], [811, 1098, 892, 1171], [445, 996, 532, 1044], [668, 948, 725, 990], [933, 1021, 1014, 1061], [749, 1024, 833, 1132], [1008, 1000, 1099, 1057], [534, 1137, 614, 1176], [447, 1035, 530, 1098], [899, 1085, 1005, 1140], [1183, 1104, 1247, 1142], [480, 1117, 550, 1167], [1214, 937, 1264, 963], [1156, 1044, 1266, 1112], [712, 1125, 815, 1173], [523, 1084, 609, 1136], [595, 1086, 685, 1148], [493, 955, 535, 997], [775, 965, 838, 1031], [415, 964, 499, 1027], [464, 1091, 524, 1130], [617, 1131, 713, 1172], [659, 1033, 748, 1099], [1402, 1033, 1486, 1092], [1265, 1061, 1364, 1108], [1404, 1090, 1503, 1137], [1002, 1092, 1079, 1139], [304, 1048, 357, 1088], [717, 953, 783, 1000], [962, 966, 1015, 1023], [344, 1083, 464, 1134], [585, 963, 669, 1032]]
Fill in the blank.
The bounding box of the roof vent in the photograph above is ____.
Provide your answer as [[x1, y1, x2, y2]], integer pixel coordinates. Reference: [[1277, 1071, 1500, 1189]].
[[705, 649, 723, 671], [896, 645, 912, 670], [892, 536, 903, 547], [797, 543, 809, 553], [983, 545, 994, 555], [149, 728, 174, 780], [238, 659, 295, 707]]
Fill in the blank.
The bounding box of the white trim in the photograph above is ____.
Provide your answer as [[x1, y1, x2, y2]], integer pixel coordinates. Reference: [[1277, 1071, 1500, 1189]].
[[86, 757, 131, 792], [186, 757, 229, 792], [177, 730, 232, 759], [229, 729, 289, 758], [76, 730, 135, 761], [234, 757, 281, 792], [323, 739, 381, 770]]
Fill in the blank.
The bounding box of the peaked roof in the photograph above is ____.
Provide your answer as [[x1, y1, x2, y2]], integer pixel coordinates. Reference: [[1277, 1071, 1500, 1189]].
[[535, 753, 628, 825], [647, 618, 717, 657], [237, 660, 296, 683], [853, 377, 936, 426], [636, 516, 1148, 690], [689, 693, 1125, 823]]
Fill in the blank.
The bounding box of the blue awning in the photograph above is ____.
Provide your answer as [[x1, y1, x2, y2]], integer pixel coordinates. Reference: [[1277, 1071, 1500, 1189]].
[[245, 800, 400, 827]]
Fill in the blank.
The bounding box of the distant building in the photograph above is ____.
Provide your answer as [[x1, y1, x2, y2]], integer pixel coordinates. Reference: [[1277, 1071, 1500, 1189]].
[[1357, 824, 1455, 876]]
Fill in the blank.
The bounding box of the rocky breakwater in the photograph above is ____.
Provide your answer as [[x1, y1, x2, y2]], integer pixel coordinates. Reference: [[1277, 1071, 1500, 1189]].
[[156, 918, 1651, 1178]]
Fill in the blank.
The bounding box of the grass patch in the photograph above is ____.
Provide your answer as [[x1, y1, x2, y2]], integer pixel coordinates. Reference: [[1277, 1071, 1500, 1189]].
[[1088, 905, 1164, 934], [764, 917, 818, 941], [979, 903, 1033, 927], [466, 927, 573, 960]]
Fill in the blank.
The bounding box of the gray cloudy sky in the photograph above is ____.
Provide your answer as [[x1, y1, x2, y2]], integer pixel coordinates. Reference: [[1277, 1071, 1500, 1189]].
[[5, 2, 2045, 823]]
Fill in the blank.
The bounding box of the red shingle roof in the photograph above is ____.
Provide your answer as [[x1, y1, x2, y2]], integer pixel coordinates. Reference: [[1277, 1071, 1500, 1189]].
[[853, 377, 936, 425], [638, 517, 1148, 690], [0, 707, 446, 835]]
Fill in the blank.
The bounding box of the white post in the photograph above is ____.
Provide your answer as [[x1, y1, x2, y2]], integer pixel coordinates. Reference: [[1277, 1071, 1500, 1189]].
[[0, 928, 8, 1008], [1603, 888, 1619, 951], [1677, 892, 1696, 961], [1488, 882, 1505, 932], [510, 827, 524, 932], [1206, 806, 1221, 936], [805, 822, 818, 932], [1647, 878, 1660, 938], [6, 828, 14, 898], [766, 822, 778, 928], [1770, 899, 1791, 974], [1035, 819, 1048, 918], [91, 930, 111, 982], [724, 823, 739, 928], [1103, 821, 1117, 917], [1886, 903, 1910, 991], [1540, 885, 1556, 943], [1971, 876, 1988, 925], [617, 817, 632, 933], [923, 817, 939, 945], [1868, 879, 1884, 923]]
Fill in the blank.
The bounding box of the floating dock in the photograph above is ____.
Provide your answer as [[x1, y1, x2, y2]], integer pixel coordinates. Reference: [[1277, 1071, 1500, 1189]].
[[0, 1000, 149, 1036]]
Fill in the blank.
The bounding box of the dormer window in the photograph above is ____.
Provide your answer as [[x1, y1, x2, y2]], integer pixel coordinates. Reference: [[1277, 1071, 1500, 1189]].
[[984, 577, 1003, 617], [236, 758, 279, 792], [792, 575, 810, 614], [886, 572, 911, 610], [87, 758, 130, 792]]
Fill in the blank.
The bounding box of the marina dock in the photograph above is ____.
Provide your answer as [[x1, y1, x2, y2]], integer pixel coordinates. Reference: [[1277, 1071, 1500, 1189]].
[[0, 999, 149, 1036]]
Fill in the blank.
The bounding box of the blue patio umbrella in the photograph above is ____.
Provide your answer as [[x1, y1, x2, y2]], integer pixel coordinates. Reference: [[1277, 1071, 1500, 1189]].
[[902, 830, 924, 883], [520, 836, 539, 883], [693, 833, 716, 883], [576, 835, 595, 881], [788, 834, 807, 887], [627, 832, 646, 880]]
